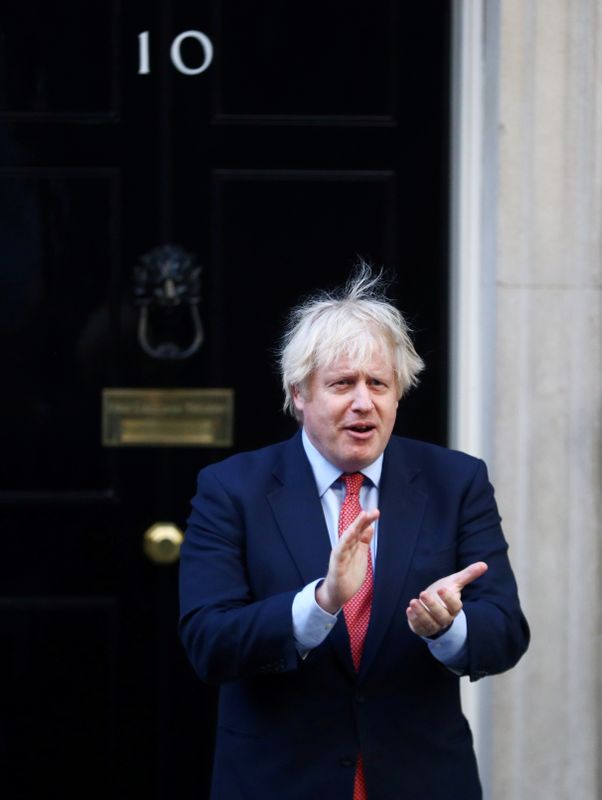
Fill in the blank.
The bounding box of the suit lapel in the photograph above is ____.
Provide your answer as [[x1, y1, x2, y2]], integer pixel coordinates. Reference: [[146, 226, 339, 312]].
[[358, 441, 427, 680], [267, 434, 332, 585], [267, 434, 356, 675]]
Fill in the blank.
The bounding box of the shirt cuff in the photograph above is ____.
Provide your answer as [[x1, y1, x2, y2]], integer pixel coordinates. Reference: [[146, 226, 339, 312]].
[[292, 579, 339, 657], [423, 609, 468, 671]]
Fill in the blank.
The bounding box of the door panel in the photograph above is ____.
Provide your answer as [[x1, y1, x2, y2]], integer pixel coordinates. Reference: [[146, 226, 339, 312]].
[[0, 2, 450, 797], [213, 1, 395, 118], [0, 0, 118, 116], [1, 169, 118, 492], [1, 597, 118, 797]]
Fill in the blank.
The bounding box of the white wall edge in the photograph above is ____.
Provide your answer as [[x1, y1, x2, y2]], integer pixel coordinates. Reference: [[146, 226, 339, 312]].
[[449, 1, 500, 796], [449, 0, 483, 457]]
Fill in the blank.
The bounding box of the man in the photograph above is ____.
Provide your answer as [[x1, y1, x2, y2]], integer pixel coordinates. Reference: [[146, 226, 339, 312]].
[[179, 267, 529, 800]]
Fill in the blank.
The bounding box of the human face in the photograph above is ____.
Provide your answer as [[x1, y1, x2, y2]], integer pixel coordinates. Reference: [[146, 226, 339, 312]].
[[293, 349, 399, 472]]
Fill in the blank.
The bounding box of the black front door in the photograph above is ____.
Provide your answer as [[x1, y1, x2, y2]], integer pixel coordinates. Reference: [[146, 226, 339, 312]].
[[0, 3, 450, 798]]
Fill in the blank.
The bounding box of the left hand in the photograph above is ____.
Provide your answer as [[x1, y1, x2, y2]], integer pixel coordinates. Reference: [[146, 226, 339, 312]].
[[406, 562, 488, 638]]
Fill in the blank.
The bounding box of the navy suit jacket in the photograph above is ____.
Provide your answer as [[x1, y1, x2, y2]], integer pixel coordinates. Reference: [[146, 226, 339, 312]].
[[179, 433, 529, 800]]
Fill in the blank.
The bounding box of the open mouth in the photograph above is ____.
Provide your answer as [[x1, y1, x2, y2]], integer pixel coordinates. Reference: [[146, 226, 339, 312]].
[[346, 424, 376, 434]]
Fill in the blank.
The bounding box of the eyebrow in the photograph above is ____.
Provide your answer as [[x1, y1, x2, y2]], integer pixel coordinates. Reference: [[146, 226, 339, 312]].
[[324, 367, 389, 381]]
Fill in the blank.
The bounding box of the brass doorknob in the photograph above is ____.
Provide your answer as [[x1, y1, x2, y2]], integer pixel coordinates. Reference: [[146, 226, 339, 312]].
[[143, 522, 184, 564]]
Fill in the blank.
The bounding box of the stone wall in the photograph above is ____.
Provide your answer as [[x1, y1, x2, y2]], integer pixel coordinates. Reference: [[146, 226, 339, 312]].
[[489, 2, 601, 797]]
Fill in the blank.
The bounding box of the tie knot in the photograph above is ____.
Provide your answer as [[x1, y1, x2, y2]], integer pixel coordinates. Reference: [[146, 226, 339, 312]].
[[342, 472, 364, 496]]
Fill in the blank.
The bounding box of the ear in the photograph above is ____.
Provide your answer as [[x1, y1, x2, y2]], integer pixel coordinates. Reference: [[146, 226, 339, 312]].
[[291, 384, 305, 413]]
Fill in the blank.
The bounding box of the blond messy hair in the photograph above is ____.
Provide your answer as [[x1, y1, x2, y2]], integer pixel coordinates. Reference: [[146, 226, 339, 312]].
[[279, 263, 425, 419]]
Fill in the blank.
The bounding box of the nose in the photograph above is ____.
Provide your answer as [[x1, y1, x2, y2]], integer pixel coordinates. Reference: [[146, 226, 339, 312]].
[[350, 381, 373, 412]]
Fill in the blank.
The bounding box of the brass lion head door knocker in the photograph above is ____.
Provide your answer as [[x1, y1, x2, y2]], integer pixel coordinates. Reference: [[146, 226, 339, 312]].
[[134, 244, 203, 360]]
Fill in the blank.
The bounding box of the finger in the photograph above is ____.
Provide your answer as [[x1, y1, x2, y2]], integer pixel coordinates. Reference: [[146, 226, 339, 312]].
[[419, 591, 453, 628], [409, 598, 439, 632], [451, 561, 488, 590], [340, 509, 379, 543], [336, 526, 374, 561], [406, 599, 439, 637], [334, 512, 377, 565], [437, 587, 463, 616]]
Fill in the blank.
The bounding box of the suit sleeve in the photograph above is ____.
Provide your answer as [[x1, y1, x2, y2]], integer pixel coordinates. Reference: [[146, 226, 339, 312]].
[[178, 467, 299, 685], [458, 460, 530, 681]]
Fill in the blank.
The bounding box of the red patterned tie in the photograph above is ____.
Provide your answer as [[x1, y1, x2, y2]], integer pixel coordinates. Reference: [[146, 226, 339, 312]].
[[339, 472, 373, 800]]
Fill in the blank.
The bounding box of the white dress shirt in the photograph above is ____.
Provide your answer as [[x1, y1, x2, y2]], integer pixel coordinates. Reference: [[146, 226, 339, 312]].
[[292, 428, 468, 669]]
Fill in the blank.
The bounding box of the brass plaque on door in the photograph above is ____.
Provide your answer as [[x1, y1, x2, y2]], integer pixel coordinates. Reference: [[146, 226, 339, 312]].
[[102, 388, 233, 447]]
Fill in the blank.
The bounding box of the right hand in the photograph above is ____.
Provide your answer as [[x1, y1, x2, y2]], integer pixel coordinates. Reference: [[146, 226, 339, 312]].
[[406, 561, 488, 637], [315, 509, 379, 614]]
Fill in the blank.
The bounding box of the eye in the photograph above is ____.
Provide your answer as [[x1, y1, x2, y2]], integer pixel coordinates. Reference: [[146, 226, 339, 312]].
[[369, 378, 385, 387]]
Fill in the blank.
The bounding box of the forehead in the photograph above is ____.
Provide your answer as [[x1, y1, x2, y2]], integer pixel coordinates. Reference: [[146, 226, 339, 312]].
[[317, 346, 395, 378]]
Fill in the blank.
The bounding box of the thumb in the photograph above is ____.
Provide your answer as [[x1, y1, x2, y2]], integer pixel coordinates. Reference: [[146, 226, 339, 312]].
[[452, 561, 488, 590]]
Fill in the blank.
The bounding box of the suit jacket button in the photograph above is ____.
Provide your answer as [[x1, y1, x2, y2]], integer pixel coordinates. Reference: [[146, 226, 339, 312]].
[[339, 757, 355, 768], [355, 693, 365, 703]]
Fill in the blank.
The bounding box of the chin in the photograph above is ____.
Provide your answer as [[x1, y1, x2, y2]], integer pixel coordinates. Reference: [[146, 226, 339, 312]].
[[338, 451, 374, 472]]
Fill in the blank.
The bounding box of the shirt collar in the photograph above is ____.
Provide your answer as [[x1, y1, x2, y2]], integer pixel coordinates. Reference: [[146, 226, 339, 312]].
[[301, 428, 383, 497]]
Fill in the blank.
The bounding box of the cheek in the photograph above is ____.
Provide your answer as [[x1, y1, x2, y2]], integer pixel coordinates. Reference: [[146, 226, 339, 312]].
[[305, 405, 332, 434], [381, 401, 398, 427]]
